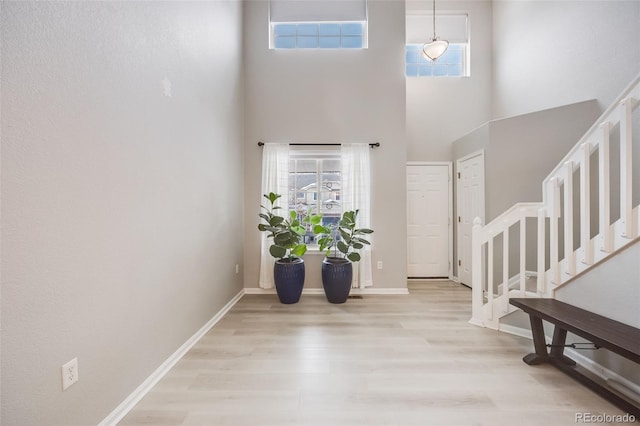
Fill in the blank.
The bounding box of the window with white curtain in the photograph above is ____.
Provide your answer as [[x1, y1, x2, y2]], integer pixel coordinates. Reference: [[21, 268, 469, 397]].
[[269, 0, 368, 49], [259, 142, 373, 288]]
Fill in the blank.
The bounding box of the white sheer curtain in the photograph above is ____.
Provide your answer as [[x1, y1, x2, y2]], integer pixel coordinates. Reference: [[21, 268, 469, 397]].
[[341, 143, 373, 288], [259, 143, 290, 289]]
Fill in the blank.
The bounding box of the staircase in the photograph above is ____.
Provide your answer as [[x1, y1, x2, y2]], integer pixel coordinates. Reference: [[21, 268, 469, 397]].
[[470, 73, 640, 330]]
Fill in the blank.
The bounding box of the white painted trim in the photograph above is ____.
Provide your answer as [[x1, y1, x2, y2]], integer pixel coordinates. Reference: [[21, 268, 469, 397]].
[[565, 347, 640, 401], [244, 287, 410, 295], [497, 324, 533, 340], [98, 289, 245, 426], [351, 287, 410, 295], [406, 162, 454, 280], [407, 277, 451, 281], [456, 148, 485, 165]]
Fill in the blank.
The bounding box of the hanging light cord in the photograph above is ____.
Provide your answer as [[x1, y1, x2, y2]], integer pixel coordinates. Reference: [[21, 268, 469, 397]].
[[432, 0, 437, 40]]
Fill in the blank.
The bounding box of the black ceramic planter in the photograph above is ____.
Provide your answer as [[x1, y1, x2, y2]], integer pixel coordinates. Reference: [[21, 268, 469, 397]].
[[321, 257, 353, 304], [273, 258, 305, 304]]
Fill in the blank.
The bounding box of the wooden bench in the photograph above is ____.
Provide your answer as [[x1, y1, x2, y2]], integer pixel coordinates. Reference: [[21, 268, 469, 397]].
[[509, 298, 640, 417]]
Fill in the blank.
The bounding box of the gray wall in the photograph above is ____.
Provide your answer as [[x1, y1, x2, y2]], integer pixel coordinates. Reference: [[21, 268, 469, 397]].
[[406, 0, 493, 162], [1, 2, 245, 424], [492, 0, 640, 118], [242, 0, 407, 290]]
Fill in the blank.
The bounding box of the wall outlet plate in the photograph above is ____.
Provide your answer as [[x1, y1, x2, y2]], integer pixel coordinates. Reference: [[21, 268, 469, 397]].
[[62, 358, 78, 390]]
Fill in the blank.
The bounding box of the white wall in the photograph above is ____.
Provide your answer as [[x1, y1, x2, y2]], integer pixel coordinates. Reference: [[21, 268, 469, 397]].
[[243, 0, 407, 290], [492, 0, 640, 118], [406, 0, 493, 161], [0, 2, 244, 424]]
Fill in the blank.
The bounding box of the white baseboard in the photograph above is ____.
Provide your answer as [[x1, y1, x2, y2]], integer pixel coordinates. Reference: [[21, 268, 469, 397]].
[[565, 347, 640, 401], [494, 324, 640, 403], [244, 287, 410, 295], [497, 323, 533, 339], [98, 289, 245, 426]]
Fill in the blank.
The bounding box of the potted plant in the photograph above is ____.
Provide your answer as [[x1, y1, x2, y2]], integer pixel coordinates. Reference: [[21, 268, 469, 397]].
[[258, 192, 320, 304], [314, 210, 373, 304]]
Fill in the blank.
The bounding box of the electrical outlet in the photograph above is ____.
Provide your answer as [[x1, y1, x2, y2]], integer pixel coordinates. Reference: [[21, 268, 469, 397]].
[[377, 261, 383, 269], [235, 264, 239, 274], [61, 358, 78, 390]]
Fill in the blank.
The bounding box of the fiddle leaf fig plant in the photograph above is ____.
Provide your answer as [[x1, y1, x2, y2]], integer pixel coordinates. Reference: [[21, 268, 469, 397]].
[[314, 209, 373, 262], [258, 192, 321, 260]]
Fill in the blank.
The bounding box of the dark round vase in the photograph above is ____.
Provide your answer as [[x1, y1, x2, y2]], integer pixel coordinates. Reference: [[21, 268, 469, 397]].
[[273, 258, 305, 304], [321, 257, 353, 304]]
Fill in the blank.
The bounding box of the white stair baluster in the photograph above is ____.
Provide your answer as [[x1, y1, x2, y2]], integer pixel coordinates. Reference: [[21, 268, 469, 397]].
[[537, 207, 546, 295], [520, 216, 526, 296], [599, 122, 612, 253], [580, 142, 593, 265], [619, 98, 634, 239], [564, 161, 575, 276]]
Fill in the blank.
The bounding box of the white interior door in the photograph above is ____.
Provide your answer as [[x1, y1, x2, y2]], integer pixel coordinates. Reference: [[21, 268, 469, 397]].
[[456, 151, 485, 286], [407, 164, 451, 278]]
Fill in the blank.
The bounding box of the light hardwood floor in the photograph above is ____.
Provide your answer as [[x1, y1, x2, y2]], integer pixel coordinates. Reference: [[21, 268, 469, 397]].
[[119, 281, 627, 426]]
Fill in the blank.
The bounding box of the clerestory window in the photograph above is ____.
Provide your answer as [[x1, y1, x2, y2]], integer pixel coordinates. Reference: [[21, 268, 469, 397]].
[[269, 0, 368, 49]]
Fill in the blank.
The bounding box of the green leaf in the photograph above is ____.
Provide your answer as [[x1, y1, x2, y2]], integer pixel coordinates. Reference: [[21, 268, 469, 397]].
[[258, 224, 268, 231], [289, 210, 297, 221], [354, 237, 370, 245], [274, 232, 293, 246], [291, 244, 307, 257], [343, 210, 355, 221], [314, 225, 329, 235], [292, 225, 306, 236], [269, 245, 286, 259], [338, 219, 351, 228], [310, 214, 323, 225], [337, 241, 349, 254], [357, 228, 374, 234], [347, 252, 361, 262], [269, 216, 284, 226], [259, 213, 270, 222], [267, 192, 281, 204], [352, 242, 364, 249], [339, 229, 350, 241]]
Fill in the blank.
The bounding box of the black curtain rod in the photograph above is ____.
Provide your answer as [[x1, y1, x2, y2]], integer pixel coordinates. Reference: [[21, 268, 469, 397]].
[[257, 141, 380, 148]]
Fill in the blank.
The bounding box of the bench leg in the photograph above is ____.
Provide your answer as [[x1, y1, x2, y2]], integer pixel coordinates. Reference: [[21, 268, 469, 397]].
[[549, 326, 576, 366], [523, 315, 549, 365]]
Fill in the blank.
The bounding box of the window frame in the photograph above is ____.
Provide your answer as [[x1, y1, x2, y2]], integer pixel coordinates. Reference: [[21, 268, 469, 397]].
[[288, 148, 342, 247]]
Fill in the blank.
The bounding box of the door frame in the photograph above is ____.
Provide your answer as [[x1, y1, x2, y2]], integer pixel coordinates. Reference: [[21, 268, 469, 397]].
[[406, 161, 453, 280], [455, 150, 485, 285]]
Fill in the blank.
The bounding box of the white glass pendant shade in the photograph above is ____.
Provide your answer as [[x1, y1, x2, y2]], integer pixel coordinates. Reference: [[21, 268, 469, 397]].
[[422, 38, 449, 62]]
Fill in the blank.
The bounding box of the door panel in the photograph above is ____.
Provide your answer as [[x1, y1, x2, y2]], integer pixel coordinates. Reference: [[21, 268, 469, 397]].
[[407, 165, 450, 277], [457, 153, 485, 286]]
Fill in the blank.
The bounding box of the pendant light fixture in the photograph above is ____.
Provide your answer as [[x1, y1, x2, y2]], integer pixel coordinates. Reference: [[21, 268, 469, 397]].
[[422, 0, 449, 62]]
